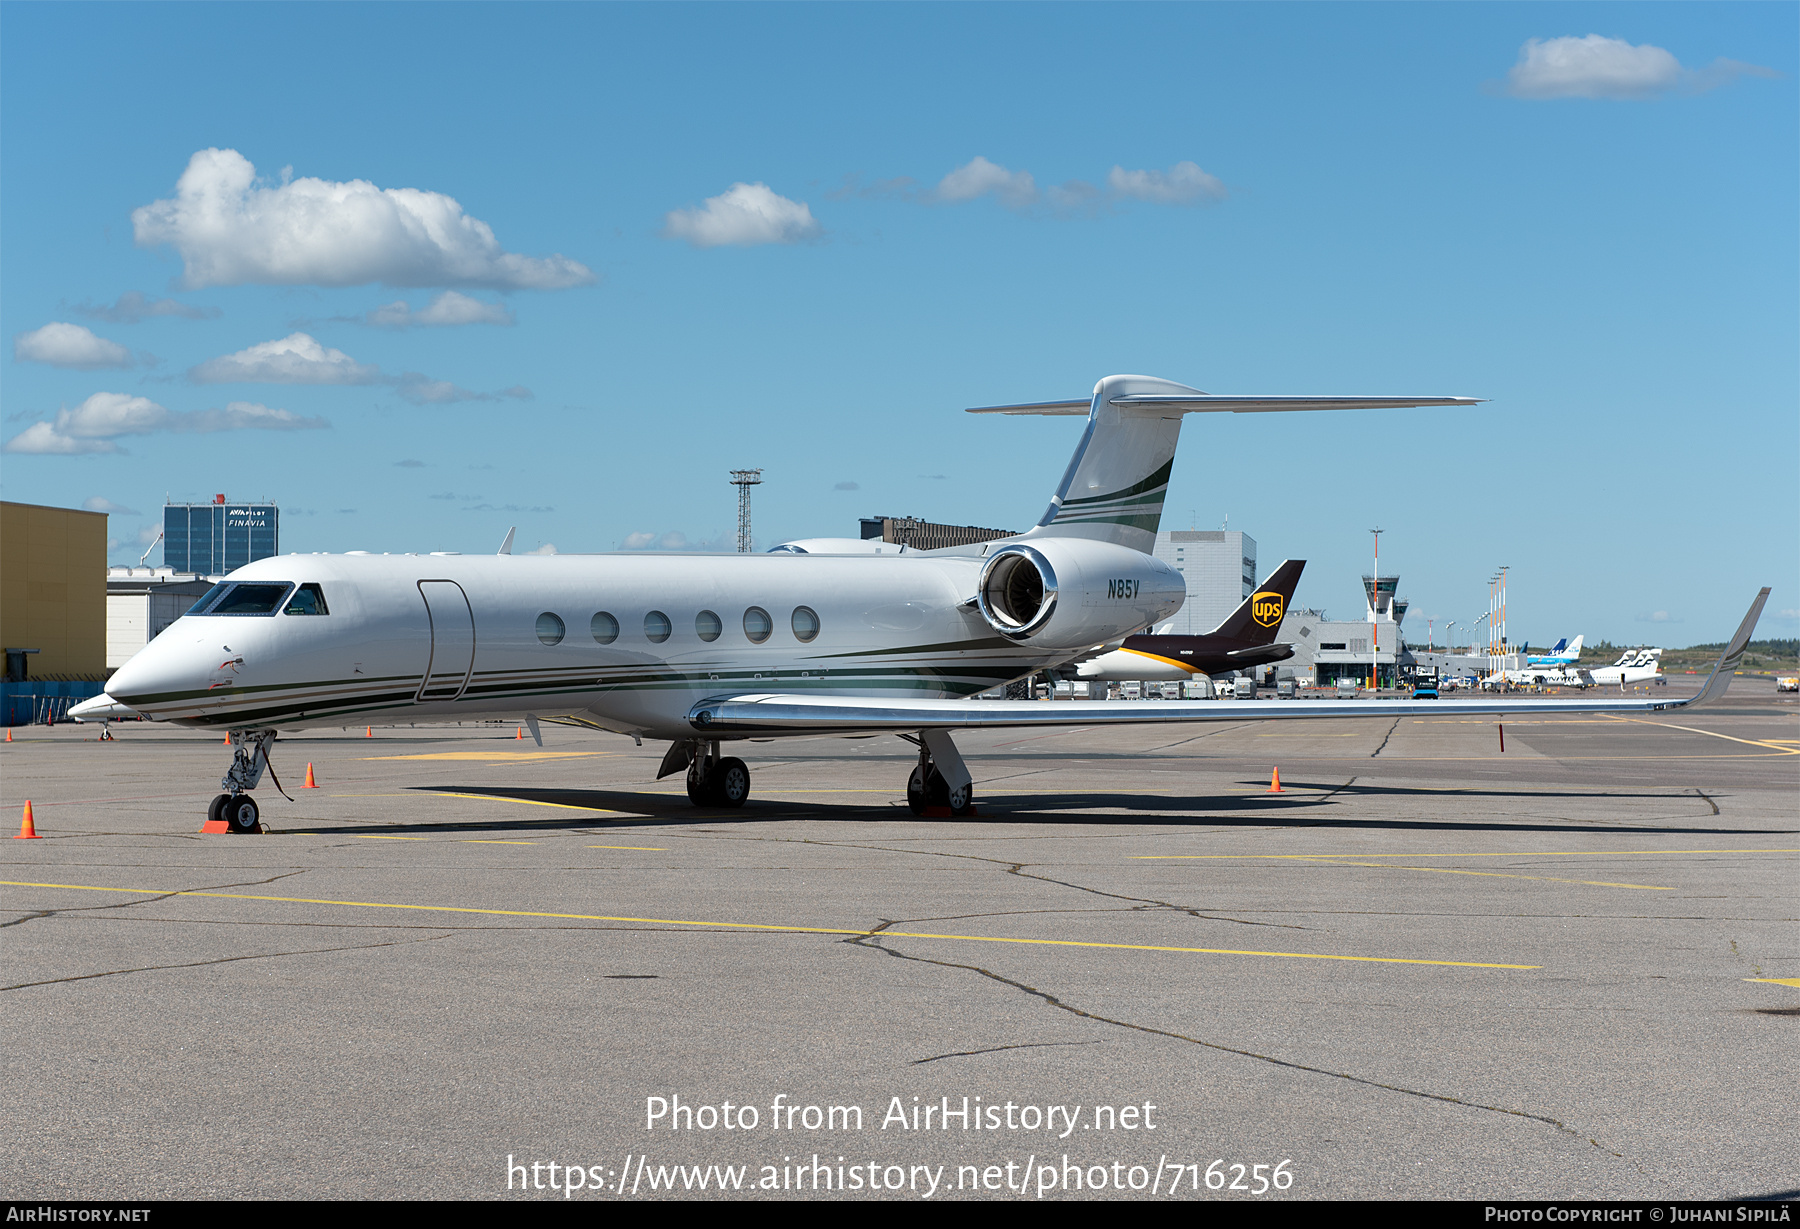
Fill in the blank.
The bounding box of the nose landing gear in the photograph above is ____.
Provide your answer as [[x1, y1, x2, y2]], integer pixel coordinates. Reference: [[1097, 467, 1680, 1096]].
[[202, 729, 277, 834]]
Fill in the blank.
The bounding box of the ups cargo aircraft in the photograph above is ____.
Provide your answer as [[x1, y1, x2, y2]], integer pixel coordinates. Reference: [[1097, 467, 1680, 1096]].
[[70, 375, 1770, 834], [1074, 559, 1307, 683]]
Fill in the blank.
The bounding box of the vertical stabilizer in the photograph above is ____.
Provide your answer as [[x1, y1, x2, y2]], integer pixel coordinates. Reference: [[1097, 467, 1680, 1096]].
[[1021, 374, 1198, 554]]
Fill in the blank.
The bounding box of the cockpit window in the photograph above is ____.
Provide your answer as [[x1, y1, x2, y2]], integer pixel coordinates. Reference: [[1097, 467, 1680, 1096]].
[[207, 583, 295, 616], [186, 583, 231, 615], [284, 584, 330, 616]]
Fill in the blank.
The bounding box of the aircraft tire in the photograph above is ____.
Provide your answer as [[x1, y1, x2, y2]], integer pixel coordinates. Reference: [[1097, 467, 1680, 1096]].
[[207, 794, 231, 826], [714, 758, 750, 808], [907, 764, 952, 814], [685, 759, 722, 806], [947, 782, 975, 817], [225, 794, 261, 834]]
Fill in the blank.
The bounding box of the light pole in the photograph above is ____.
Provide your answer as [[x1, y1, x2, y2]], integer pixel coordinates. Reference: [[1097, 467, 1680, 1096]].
[[1369, 528, 1383, 691]]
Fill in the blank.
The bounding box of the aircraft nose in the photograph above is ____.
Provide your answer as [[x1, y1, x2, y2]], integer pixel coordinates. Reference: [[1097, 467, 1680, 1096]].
[[106, 629, 211, 709]]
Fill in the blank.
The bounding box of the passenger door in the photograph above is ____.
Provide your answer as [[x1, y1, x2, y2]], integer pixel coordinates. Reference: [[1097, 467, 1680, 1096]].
[[416, 580, 475, 702]]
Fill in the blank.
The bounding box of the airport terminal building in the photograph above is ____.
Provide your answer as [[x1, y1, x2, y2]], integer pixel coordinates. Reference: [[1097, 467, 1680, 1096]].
[[163, 496, 278, 575]]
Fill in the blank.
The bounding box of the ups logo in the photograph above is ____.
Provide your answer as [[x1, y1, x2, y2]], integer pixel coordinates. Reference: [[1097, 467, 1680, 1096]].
[[1252, 591, 1284, 628]]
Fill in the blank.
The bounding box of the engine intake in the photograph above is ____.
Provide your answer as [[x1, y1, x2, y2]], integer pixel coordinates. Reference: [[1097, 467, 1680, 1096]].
[[977, 546, 1058, 639]]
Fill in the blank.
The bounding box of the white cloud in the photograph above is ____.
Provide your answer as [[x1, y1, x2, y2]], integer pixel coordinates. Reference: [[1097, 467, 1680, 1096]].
[[935, 157, 1038, 209], [662, 182, 823, 248], [83, 496, 141, 516], [1635, 610, 1682, 624], [367, 291, 515, 328], [3, 392, 327, 455], [1504, 35, 1777, 99], [1108, 161, 1228, 205], [13, 322, 136, 369], [190, 332, 382, 384], [132, 148, 595, 290], [77, 291, 218, 323], [395, 373, 533, 405], [524, 543, 557, 555], [621, 531, 657, 549]]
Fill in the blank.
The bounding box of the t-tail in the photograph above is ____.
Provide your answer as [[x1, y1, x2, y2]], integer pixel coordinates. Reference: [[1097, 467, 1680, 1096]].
[[968, 376, 1482, 555]]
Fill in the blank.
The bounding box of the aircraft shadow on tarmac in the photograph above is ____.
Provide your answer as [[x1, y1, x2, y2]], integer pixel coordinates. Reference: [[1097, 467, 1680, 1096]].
[[273, 782, 1796, 840]]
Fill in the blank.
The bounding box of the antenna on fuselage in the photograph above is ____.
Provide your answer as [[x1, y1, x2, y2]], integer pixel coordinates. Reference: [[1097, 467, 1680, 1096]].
[[497, 526, 516, 556]]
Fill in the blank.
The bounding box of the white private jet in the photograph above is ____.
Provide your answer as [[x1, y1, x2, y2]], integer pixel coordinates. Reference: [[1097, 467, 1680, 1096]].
[[71, 374, 1769, 834]]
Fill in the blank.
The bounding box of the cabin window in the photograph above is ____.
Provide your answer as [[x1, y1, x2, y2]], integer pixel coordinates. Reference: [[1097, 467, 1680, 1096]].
[[207, 583, 295, 616], [696, 610, 723, 642], [591, 612, 619, 644], [743, 607, 773, 643], [284, 584, 329, 616], [536, 612, 566, 645], [645, 611, 672, 643], [791, 606, 820, 642]]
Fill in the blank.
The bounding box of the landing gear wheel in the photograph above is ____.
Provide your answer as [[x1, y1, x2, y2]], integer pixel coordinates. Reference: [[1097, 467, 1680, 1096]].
[[686, 758, 720, 806], [946, 781, 975, 817], [207, 794, 231, 826], [714, 757, 750, 808], [225, 794, 261, 834], [907, 764, 950, 815]]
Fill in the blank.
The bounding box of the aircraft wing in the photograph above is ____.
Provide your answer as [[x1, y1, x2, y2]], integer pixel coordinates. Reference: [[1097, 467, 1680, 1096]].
[[690, 589, 1769, 736]]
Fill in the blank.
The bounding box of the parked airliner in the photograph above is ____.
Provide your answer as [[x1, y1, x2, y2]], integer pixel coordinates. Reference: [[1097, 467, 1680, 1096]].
[[71, 375, 1768, 833]]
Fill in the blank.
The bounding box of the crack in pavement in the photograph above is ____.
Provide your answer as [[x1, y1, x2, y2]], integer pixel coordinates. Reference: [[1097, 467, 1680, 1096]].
[[3, 932, 456, 992], [793, 836, 1313, 931], [912, 1040, 1102, 1066], [1692, 788, 1720, 816], [1369, 719, 1401, 758], [847, 922, 1620, 1158]]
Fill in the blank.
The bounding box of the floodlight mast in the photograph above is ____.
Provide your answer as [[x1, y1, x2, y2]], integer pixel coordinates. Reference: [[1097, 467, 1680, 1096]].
[[729, 469, 763, 554]]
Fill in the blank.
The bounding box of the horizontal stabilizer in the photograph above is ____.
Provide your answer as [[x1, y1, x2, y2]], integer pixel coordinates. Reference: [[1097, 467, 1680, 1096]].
[[968, 394, 1483, 416]]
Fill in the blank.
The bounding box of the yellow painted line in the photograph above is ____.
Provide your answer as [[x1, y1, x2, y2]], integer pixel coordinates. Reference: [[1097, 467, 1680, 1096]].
[[360, 751, 602, 762], [1277, 857, 1671, 891], [0, 881, 1538, 970], [1410, 719, 1623, 725], [586, 845, 668, 851], [1603, 716, 1800, 755], [429, 791, 630, 814], [1254, 732, 1369, 738], [1135, 849, 1799, 860], [1746, 977, 1800, 988]]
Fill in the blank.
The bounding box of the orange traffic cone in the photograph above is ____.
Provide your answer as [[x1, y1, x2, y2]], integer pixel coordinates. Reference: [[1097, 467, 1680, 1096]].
[[16, 800, 40, 839], [303, 762, 319, 789], [1267, 767, 1284, 793], [366, 726, 373, 738], [516, 727, 524, 740], [224, 734, 231, 745], [5, 728, 11, 742]]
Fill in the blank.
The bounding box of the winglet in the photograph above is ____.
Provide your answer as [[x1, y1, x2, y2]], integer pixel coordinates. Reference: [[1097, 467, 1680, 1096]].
[[1678, 588, 1771, 709], [497, 527, 516, 556]]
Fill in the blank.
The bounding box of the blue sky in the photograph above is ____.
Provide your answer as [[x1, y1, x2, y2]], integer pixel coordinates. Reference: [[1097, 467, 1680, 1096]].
[[3, 2, 1794, 646]]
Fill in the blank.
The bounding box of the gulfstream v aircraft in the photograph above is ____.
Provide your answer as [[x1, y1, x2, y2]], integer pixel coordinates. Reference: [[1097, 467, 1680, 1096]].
[[71, 375, 1770, 833]]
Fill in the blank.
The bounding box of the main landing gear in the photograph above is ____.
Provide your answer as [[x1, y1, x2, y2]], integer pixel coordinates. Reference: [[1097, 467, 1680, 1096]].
[[204, 729, 277, 834], [905, 729, 976, 817], [659, 740, 751, 808]]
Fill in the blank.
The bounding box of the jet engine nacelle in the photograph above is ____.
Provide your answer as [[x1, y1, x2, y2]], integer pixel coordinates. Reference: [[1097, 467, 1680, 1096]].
[[974, 539, 1184, 650]]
